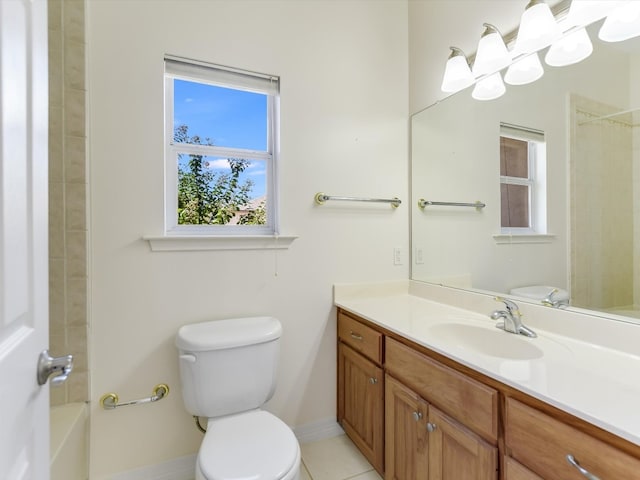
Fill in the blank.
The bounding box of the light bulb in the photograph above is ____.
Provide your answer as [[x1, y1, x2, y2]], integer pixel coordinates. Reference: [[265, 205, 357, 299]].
[[599, 2, 640, 42], [505, 53, 544, 85], [472, 24, 511, 77], [472, 72, 506, 101], [513, 0, 562, 54], [545, 27, 593, 67], [441, 47, 475, 93], [566, 1, 620, 27]]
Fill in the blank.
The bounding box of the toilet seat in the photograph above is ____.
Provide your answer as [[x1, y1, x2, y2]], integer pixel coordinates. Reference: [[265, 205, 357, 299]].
[[197, 409, 300, 480]]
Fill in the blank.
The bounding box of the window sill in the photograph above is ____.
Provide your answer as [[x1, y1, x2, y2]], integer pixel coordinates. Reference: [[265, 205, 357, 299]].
[[143, 235, 298, 252], [493, 233, 556, 245]]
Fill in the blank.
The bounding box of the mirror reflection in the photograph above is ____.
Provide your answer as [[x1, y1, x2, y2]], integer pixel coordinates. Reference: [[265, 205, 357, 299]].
[[411, 20, 640, 322]]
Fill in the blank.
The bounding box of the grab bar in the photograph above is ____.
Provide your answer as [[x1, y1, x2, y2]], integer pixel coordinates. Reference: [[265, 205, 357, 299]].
[[100, 383, 169, 410], [418, 198, 485, 210], [315, 192, 401, 208]]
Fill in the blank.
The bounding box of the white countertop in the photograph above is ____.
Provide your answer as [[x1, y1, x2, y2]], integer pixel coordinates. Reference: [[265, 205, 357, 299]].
[[334, 281, 640, 447]]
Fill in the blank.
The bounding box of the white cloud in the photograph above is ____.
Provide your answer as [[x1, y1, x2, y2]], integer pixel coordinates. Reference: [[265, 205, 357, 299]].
[[205, 159, 231, 169], [184, 98, 194, 103], [248, 169, 266, 176]]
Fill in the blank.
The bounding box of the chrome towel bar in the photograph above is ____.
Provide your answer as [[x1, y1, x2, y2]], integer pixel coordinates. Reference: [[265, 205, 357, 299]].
[[100, 383, 169, 410], [315, 192, 401, 208], [418, 198, 485, 210]]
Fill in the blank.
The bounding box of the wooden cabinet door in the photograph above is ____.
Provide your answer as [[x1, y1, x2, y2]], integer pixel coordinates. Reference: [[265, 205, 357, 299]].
[[428, 406, 498, 480], [338, 342, 384, 474], [385, 374, 429, 480], [504, 457, 544, 480]]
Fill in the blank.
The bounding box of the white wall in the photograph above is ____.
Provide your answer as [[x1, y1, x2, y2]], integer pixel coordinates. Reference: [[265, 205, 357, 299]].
[[86, 1, 408, 477]]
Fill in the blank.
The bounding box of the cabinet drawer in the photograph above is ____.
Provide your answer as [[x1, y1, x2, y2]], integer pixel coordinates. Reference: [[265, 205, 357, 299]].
[[505, 398, 640, 480], [385, 337, 498, 443], [338, 312, 382, 364]]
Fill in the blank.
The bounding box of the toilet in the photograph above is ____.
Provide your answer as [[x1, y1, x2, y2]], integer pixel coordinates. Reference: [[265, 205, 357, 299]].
[[509, 285, 569, 305], [175, 316, 301, 480]]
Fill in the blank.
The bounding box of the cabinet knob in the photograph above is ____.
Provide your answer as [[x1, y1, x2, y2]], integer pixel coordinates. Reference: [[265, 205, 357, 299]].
[[369, 377, 378, 385], [566, 455, 601, 480], [426, 422, 437, 432], [412, 411, 423, 421]]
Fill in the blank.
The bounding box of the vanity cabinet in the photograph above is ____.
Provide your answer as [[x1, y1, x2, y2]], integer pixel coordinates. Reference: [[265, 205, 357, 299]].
[[337, 311, 384, 474], [384, 341, 498, 480], [505, 398, 640, 480], [336, 308, 640, 480], [503, 457, 543, 480]]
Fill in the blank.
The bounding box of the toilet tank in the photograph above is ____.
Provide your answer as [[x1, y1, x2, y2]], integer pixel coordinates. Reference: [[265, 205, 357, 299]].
[[176, 316, 282, 418]]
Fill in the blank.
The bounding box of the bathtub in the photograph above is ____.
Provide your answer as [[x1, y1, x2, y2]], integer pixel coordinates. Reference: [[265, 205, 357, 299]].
[[50, 402, 88, 480]]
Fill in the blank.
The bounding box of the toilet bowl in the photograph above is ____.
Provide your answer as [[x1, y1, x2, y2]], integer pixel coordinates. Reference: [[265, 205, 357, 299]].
[[176, 317, 300, 480], [195, 410, 300, 480]]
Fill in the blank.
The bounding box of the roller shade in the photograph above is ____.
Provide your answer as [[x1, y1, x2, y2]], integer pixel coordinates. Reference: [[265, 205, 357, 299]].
[[165, 55, 279, 95]]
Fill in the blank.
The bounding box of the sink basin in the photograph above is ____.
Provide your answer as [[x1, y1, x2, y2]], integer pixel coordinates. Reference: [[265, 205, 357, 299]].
[[428, 323, 544, 360]]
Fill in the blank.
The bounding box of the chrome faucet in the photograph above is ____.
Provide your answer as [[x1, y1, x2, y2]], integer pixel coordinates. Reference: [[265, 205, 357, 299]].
[[541, 288, 568, 308], [490, 297, 537, 338]]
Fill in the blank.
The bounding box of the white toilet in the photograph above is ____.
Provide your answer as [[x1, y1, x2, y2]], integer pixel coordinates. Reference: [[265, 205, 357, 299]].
[[176, 316, 301, 480]]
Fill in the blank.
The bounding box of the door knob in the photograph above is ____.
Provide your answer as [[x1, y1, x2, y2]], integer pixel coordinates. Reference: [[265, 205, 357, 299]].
[[37, 349, 73, 386]]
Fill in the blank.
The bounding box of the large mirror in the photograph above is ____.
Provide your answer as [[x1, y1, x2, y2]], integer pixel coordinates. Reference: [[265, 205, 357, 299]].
[[411, 19, 640, 324]]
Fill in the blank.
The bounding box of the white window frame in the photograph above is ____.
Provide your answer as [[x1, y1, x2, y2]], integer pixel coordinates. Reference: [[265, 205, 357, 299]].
[[499, 123, 547, 236], [163, 56, 280, 237]]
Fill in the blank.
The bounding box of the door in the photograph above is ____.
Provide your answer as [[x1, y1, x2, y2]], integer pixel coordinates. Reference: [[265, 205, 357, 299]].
[[338, 342, 384, 474], [0, 0, 50, 478], [384, 374, 428, 480], [428, 406, 498, 480]]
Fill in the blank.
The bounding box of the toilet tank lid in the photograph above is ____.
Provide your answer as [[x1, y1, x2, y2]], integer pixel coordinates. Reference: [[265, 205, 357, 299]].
[[176, 316, 282, 351]]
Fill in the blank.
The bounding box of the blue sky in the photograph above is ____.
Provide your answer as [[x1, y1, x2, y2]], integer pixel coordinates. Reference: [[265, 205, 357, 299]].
[[174, 79, 267, 198]]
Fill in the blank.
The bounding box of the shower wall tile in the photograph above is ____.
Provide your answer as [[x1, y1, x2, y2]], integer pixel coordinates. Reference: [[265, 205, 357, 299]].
[[67, 326, 88, 372], [63, 0, 85, 45], [64, 88, 85, 138], [50, 384, 67, 406], [48, 0, 63, 30], [48, 29, 63, 108], [66, 230, 87, 279], [66, 277, 87, 327], [65, 182, 86, 231], [65, 135, 86, 184], [49, 0, 88, 405], [49, 182, 65, 258], [49, 106, 64, 183], [67, 371, 89, 403], [49, 258, 66, 332], [64, 41, 85, 91]]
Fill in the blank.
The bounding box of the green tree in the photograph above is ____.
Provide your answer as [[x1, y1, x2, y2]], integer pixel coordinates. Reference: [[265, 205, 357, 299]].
[[174, 125, 255, 225]]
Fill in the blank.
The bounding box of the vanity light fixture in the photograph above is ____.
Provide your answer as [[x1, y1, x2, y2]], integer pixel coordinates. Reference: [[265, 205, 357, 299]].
[[599, 1, 640, 42], [545, 27, 593, 66], [440, 0, 634, 100], [472, 72, 506, 101], [505, 52, 544, 85], [441, 47, 475, 93], [472, 23, 511, 77], [513, 0, 562, 54]]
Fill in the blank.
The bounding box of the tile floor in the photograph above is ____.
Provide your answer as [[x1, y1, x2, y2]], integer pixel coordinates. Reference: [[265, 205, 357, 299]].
[[300, 434, 382, 480]]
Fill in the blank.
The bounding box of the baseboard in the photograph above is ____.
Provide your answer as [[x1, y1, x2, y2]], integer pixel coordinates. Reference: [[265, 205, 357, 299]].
[[109, 454, 196, 480], [108, 418, 343, 479], [293, 417, 345, 444]]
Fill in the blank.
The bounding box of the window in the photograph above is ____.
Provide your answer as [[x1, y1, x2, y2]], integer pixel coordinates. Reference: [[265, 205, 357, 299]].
[[164, 56, 279, 236], [499, 123, 547, 235]]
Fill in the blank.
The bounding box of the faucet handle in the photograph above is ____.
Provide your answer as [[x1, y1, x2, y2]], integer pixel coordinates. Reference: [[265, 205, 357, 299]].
[[494, 296, 521, 315]]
